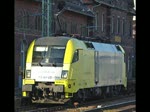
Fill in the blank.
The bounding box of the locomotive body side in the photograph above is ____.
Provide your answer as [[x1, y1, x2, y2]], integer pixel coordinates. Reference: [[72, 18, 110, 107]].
[[55, 38, 95, 98], [93, 43, 127, 88]]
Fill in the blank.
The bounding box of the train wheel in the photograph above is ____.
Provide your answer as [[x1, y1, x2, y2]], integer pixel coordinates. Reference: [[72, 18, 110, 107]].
[[73, 90, 82, 102], [117, 85, 122, 95], [77, 90, 82, 99], [82, 89, 86, 102], [74, 89, 86, 103], [113, 86, 119, 96], [95, 88, 102, 97], [106, 87, 112, 97], [110, 86, 116, 96], [101, 87, 106, 99]]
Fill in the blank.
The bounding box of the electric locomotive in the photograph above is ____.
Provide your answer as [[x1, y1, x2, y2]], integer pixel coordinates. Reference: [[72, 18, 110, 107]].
[[22, 36, 126, 104]]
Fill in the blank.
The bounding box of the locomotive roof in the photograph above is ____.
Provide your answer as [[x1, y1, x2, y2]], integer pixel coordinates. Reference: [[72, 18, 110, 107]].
[[92, 42, 124, 53], [34, 36, 124, 53], [35, 36, 70, 46]]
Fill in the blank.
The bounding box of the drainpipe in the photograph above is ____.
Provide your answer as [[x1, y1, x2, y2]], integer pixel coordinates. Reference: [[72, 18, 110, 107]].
[[19, 33, 28, 89]]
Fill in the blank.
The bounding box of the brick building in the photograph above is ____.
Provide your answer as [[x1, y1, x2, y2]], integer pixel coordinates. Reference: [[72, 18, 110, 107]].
[[83, 0, 136, 79], [15, 0, 135, 87], [15, 0, 41, 87]]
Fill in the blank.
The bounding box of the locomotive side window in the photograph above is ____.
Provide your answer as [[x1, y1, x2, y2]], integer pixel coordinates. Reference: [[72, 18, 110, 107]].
[[72, 50, 79, 63], [115, 45, 121, 51], [84, 42, 94, 49]]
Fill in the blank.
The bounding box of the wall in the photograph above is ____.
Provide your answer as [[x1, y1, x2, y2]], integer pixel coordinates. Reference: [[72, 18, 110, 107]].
[[15, 0, 41, 87]]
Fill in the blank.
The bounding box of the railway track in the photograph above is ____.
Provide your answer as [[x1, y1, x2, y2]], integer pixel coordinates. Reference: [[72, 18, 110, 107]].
[[16, 105, 65, 112], [15, 94, 135, 112], [84, 100, 135, 112], [59, 94, 135, 112]]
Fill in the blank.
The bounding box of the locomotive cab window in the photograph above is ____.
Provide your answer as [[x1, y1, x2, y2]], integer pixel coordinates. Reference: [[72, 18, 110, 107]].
[[48, 47, 65, 64], [32, 46, 65, 66], [32, 46, 48, 63]]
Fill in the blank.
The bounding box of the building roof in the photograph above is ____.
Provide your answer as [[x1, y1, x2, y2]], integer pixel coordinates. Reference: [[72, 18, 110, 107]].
[[94, 0, 136, 15], [81, 0, 95, 4], [35, 0, 95, 17], [63, 2, 95, 17]]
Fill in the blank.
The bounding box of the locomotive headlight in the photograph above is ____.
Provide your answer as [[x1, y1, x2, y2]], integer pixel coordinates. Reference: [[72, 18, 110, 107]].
[[61, 70, 68, 78], [26, 70, 31, 78]]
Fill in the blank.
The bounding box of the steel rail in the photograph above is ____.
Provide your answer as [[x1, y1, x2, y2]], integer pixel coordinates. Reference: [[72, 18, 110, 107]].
[[84, 100, 135, 112]]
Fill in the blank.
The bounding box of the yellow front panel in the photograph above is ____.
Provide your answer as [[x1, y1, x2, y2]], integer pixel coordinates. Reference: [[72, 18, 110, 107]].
[[26, 40, 35, 63], [63, 64, 70, 70], [22, 92, 26, 97], [63, 40, 74, 64], [23, 79, 35, 85]]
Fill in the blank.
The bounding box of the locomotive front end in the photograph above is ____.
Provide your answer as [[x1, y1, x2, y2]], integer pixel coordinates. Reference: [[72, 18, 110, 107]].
[[22, 37, 71, 104]]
